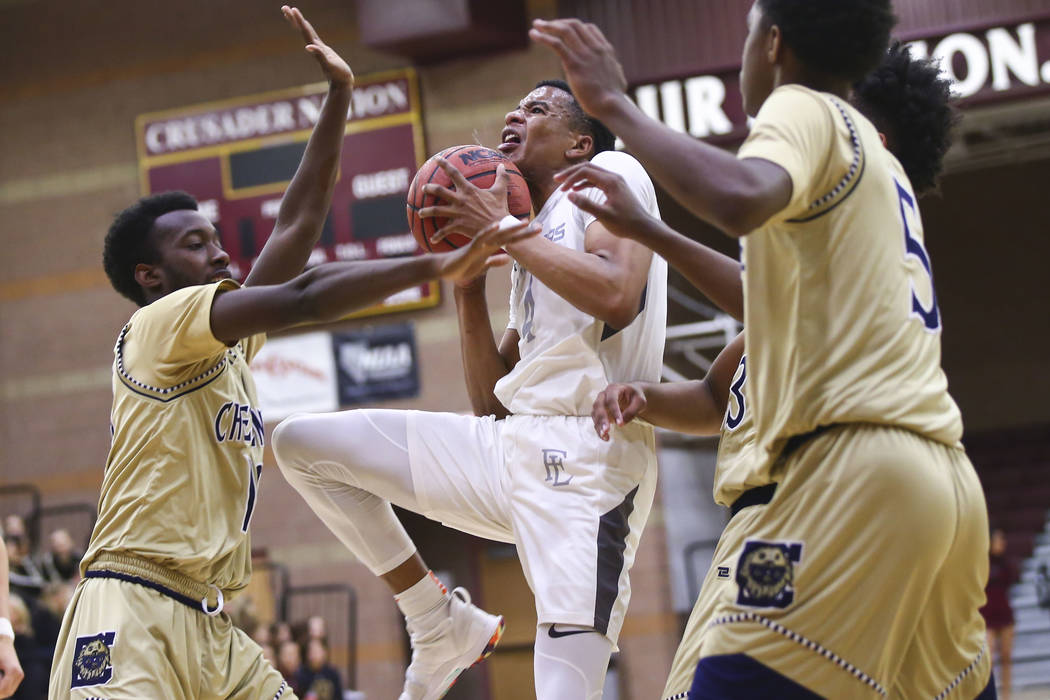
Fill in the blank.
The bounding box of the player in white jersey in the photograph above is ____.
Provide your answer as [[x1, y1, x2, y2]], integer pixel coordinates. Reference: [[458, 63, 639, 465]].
[[271, 79, 666, 699], [537, 4, 992, 698], [47, 9, 535, 699]]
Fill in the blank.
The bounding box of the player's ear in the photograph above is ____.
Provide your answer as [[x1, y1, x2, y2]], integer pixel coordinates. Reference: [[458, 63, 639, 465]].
[[878, 132, 888, 148], [766, 22, 782, 65], [566, 133, 594, 161], [134, 262, 164, 294]]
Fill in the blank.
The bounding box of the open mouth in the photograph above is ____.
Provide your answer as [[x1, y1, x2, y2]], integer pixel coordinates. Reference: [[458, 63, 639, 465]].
[[498, 128, 522, 154]]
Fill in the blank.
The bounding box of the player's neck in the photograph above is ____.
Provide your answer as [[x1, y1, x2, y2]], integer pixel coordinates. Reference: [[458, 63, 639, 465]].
[[776, 65, 851, 101], [526, 175, 559, 212]]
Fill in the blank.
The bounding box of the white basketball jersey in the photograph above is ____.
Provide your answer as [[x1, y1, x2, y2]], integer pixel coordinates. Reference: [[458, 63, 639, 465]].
[[495, 150, 667, 416]]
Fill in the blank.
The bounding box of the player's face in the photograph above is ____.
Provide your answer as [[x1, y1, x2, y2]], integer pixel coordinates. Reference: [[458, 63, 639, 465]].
[[499, 86, 583, 180], [740, 2, 776, 117], [150, 209, 232, 293]]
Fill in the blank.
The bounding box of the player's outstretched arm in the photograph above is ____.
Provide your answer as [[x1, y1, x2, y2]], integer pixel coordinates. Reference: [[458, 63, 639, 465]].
[[0, 540, 25, 699], [211, 221, 539, 344], [454, 277, 520, 419], [529, 18, 791, 237], [556, 162, 743, 320], [243, 6, 354, 287], [593, 332, 744, 440]]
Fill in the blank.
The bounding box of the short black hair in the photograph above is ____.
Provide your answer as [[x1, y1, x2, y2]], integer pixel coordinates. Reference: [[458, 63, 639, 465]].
[[852, 41, 958, 196], [758, 0, 897, 83], [534, 79, 616, 156], [103, 191, 199, 306]]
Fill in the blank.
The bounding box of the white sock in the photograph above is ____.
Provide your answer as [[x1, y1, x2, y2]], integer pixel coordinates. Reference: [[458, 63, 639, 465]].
[[395, 570, 449, 621]]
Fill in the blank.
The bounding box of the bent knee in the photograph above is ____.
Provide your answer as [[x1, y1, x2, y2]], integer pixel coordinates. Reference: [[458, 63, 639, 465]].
[[271, 412, 320, 470]]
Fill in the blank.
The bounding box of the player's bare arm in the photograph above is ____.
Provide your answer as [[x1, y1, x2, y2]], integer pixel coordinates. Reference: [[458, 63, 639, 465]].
[[242, 6, 354, 287], [593, 332, 744, 440], [0, 539, 24, 699], [421, 155, 651, 328], [210, 220, 538, 344], [530, 18, 792, 237], [454, 277, 521, 419], [556, 162, 744, 320]]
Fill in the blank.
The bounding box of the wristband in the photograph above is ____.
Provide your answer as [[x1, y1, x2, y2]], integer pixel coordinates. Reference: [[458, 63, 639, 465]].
[[0, 617, 13, 641], [498, 214, 521, 231]]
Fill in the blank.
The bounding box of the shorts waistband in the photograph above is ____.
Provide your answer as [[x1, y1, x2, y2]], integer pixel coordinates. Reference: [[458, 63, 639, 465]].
[[85, 552, 226, 616], [730, 483, 777, 518]]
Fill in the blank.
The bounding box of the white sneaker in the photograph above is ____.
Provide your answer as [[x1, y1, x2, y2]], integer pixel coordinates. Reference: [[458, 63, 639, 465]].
[[398, 587, 505, 700]]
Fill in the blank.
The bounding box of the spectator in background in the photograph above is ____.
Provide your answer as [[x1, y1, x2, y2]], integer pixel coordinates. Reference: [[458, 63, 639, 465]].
[[981, 527, 1016, 700], [306, 615, 327, 642], [1036, 562, 1050, 612], [7, 595, 44, 700], [261, 642, 278, 669], [276, 639, 303, 695], [251, 620, 272, 648], [37, 529, 81, 584], [1, 527, 25, 699], [296, 637, 342, 700], [34, 583, 73, 651], [2, 519, 43, 601], [272, 620, 294, 647]]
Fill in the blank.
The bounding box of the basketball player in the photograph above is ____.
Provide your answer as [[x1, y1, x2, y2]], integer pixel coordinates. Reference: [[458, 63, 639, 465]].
[[578, 40, 962, 699], [534, 3, 992, 698], [47, 8, 536, 700], [0, 530, 25, 699], [271, 79, 666, 699]]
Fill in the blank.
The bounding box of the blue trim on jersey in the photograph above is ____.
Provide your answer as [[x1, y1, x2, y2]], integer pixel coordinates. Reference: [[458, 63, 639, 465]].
[[85, 570, 202, 612], [690, 654, 822, 699], [116, 367, 227, 403]]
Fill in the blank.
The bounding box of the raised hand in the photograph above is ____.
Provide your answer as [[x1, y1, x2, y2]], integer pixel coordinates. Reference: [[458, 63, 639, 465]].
[[554, 162, 654, 241], [419, 160, 513, 246], [529, 18, 627, 119], [282, 5, 354, 88], [592, 382, 648, 441], [437, 219, 540, 284]]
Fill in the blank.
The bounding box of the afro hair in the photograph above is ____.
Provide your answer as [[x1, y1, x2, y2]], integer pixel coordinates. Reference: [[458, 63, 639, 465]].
[[758, 0, 897, 83], [103, 191, 199, 306], [852, 41, 959, 196]]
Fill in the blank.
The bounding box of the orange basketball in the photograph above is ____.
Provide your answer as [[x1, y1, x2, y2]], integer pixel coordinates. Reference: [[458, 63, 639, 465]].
[[406, 145, 532, 253]]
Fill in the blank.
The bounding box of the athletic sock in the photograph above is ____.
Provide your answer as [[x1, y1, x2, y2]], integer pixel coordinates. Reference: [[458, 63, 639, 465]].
[[395, 570, 450, 624]]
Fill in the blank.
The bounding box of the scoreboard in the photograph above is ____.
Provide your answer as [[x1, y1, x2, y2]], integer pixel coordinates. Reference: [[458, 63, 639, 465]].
[[135, 68, 437, 317]]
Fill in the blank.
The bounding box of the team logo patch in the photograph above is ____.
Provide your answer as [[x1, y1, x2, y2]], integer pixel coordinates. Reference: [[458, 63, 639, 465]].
[[542, 448, 572, 486], [735, 540, 802, 608], [716, 566, 731, 579], [71, 631, 116, 688]]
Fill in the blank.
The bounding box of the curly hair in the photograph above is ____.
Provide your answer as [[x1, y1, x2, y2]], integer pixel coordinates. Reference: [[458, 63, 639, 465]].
[[534, 79, 617, 156], [103, 191, 199, 306], [758, 0, 897, 83], [852, 41, 959, 196]]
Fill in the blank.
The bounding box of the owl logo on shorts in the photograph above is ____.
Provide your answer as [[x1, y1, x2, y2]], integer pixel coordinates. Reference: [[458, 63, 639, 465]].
[[71, 631, 116, 688], [735, 540, 803, 608]]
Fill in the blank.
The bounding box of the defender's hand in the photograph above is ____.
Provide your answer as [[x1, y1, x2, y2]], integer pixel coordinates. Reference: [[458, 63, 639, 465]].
[[0, 637, 24, 699], [282, 5, 354, 89], [529, 18, 627, 119], [554, 162, 652, 241], [592, 383, 647, 441], [437, 220, 540, 284], [419, 160, 513, 246]]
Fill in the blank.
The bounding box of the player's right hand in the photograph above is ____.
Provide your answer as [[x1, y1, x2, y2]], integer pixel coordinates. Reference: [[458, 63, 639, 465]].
[[592, 382, 647, 441], [437, 219, 540, 284], [0, 637, 24, 699], [282, 5, 354, 89]]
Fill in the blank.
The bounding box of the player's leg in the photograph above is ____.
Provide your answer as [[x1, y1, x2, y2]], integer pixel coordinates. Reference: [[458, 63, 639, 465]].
[[272, 408, 507, 700], [533, 624, 614, 700], [695, 425, 971, 698], [49, 578, 197, 699]]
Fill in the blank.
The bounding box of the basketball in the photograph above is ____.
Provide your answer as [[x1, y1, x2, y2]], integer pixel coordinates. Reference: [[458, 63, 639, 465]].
[[406, 145, 532, 253]]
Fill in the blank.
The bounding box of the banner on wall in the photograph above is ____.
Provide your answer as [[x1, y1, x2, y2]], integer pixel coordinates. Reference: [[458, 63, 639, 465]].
[[250, 331, 338, 422], [332, 323, 420, 406]]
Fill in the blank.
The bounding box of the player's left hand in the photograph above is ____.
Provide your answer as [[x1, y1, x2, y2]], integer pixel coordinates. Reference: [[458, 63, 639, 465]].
[[419, 160, 513, 245], [0, 637, 24, 699], [282, 5, 354, 89], [555, 162, 654, 241], [529, 18, 627, 119], [437, 219, 540, 283], [592, 382, 647, 441]]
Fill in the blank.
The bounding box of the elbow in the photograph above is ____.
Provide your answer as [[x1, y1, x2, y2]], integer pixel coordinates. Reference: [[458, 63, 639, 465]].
[[600, 295, 642, 331], [713, 197, 764, 238]]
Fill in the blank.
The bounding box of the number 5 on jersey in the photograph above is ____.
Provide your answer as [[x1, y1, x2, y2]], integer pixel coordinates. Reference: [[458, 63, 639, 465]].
[[896, 180, 941, 332]]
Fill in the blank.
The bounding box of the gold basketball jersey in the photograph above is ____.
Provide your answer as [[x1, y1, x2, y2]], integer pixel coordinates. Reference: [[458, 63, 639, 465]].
[[712, 351, 776, 508], [736, 85, 962, 469], [82, 280, 266, 595]]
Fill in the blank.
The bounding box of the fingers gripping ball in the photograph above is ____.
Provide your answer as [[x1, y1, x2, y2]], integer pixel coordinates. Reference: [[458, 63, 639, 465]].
[[407, 145, 532, 253]]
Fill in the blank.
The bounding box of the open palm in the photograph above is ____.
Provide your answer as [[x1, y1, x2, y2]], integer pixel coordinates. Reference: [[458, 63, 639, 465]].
[[282, 5, 354, 88]]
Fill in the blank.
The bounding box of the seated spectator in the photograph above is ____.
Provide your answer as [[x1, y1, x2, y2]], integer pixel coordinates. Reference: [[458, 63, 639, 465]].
[[35, 582, 73, 651], [8, 594, 47, 700], [3, 518, 44, 601], [272, 620, 294, 647], [276, 639, 302, 695], [295, 637, 343, 700], [306, 615, 327, 642], [261, 642, 278, 669], [251, 620, 272, 647], [38, 529, 81, 584]]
